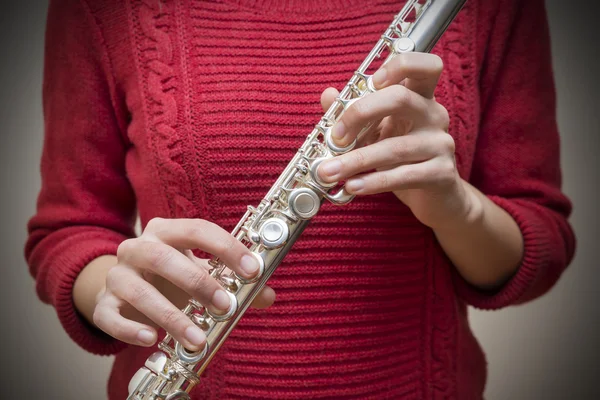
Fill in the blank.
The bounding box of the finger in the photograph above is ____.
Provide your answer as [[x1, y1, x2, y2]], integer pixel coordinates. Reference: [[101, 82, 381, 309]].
[[330, 84, 431, 148], [320, 87, 339, 112], [250, 285, 276, 309], [344, 156, 455, 195], [318, 133, 439, 183], [372, 52, 443, 99], [355, 121, 386, 149], [166, 250, 275, 310], [94, 299, 158, 347], [178, 251, 276, 310], [107, 266, 207, 352], [142, 218, 261, 280], [118, 240, 232, 314]]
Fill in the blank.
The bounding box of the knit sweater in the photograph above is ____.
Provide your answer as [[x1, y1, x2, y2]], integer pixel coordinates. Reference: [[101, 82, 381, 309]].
[[26, 0, 575, 398]]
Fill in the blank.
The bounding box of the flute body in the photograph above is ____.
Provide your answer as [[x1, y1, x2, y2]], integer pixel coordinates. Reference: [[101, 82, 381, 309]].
[[127, 1, 467, 398]]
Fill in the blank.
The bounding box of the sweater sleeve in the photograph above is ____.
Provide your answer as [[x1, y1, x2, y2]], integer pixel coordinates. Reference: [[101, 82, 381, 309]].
[[25, 0, 135, 354], [452, 0, 576, 309]]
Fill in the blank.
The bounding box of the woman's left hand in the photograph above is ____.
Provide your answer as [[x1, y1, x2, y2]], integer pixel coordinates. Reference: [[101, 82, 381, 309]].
[[317, 52, 475, 231]]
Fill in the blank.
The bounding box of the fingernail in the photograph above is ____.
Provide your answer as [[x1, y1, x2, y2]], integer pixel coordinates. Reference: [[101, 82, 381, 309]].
[[137, 329, 155, 345], [372, 68, 387, 87], [185, 325, 206, 348], [240, 254, 259, 277], [212, 289, 231, 311], [319, 159, 342, 179], [332, 121, 346, 141], [346, 178, 365, 193]]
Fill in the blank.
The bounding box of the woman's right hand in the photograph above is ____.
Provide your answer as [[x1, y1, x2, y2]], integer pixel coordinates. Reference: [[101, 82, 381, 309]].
[[92, 218, 275, 351]]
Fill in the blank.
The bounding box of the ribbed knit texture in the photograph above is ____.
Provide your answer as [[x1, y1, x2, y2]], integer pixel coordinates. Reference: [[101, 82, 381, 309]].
[[26, 0, 575, 399]]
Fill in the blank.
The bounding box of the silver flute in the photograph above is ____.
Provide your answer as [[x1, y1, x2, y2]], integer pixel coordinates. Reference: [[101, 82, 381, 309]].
[[127, 1, 466, 398]]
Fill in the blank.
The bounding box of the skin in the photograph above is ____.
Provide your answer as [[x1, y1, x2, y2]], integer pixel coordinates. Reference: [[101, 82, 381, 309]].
[[317, 52, 524, 289], [74, 52, 524, 351], [76, 220, 277, 351]]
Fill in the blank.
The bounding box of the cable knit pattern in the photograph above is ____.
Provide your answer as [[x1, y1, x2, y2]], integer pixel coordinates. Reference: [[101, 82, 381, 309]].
[[437, 0, 478, 179], [133, 0, 198, 218], [26, 1, 575, 399]]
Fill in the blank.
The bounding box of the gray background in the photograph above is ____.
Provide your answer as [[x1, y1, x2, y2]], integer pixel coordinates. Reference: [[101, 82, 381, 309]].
[[1, 1, 598, 399]]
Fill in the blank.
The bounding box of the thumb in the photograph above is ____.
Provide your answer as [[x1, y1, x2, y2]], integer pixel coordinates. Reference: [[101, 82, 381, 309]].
[[320, 87, 340, 112]]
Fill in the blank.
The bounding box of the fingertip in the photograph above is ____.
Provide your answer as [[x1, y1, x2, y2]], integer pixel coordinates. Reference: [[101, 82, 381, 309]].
[[251, 285, 276, 309], [183, 325, 207, 351], [372, 67, 388, 89], [137, 328, 157, 346], [95, 305, 159, 347], [320, 87, 339, 111], [263, 285, 276, 302], [239, 254, 260, 279], [431, 53, 444, 73]]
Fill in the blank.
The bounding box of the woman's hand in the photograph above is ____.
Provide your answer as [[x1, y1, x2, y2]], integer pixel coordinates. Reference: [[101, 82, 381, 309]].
[[317, 52, 476, 231], [92, 218, 276, 350]]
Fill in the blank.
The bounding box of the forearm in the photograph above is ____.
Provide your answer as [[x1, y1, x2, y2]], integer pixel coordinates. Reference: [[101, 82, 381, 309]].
[[433, 180, 524, 290], [73, 255, 117, 325]]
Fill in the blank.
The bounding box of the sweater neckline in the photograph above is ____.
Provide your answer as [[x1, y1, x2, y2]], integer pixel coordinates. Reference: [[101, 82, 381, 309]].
[[221, 0, 370, 14]]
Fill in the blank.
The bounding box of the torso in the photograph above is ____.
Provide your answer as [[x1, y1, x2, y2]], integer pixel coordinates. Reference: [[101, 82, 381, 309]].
[[92, 0, 489, 398]]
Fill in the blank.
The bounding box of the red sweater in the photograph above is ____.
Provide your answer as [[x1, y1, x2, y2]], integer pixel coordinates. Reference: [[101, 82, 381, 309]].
[[26, 0, 575, 399]]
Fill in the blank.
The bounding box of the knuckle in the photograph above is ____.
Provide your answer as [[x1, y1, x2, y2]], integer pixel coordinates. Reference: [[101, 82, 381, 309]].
[[376, 172, 389, 189], [105, 266, 125, 290], [145, 244, 173, 270], [183, 225, 205, 244], [215, 235, 237, 255], [145, 217, 166, 233], [434, 104, 450, 130], [440, 133, 455, 154], [392, 85, 412, 109], [223, 236, 238, 251], [182, 219, 213, 244], [92, 307, 107, 329], [440, 159, 457, 182], [390, 139, 407, 159], [350, 99, 371, 122], [128, 282, 151, 305], [191, 218, 213, 231], [160, 308, 183, 330], [117, 238, 136, 260], [351, 149, 367, 169], [188, 269, 211, 293], [430, 54, 444, 74]]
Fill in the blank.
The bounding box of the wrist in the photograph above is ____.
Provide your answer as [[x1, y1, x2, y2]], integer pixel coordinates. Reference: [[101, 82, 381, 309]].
[[430, 179, 483, 234], [432, 182, 524, 290], [460, 181, 485, 227], [73, 255, 117, 325]]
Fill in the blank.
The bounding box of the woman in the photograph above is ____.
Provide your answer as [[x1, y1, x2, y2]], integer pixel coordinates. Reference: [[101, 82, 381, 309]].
[[26, 0, 575, 398]]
